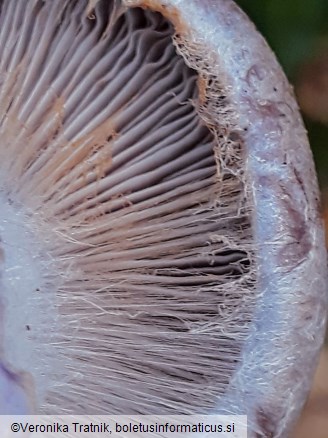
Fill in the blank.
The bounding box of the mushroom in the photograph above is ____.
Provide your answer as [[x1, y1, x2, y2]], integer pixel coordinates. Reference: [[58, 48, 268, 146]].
[[0, 0, 326, 437]]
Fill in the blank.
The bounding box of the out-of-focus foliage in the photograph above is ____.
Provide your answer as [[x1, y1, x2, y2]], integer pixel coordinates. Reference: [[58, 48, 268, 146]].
[[236, 0, 328, 189], [236, 0, 328, 78]]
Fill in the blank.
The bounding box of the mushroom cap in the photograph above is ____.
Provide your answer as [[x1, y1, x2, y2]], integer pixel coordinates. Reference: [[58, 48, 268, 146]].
[[0, 1, 326, 437], [135, 0, 327, 434]]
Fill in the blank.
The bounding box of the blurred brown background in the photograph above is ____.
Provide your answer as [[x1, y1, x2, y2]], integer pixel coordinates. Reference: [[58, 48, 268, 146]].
[[235, 1, 328, 436]]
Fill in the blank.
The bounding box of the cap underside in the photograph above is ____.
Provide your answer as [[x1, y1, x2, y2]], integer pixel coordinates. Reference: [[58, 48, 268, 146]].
[[0, 0, 256, 414]]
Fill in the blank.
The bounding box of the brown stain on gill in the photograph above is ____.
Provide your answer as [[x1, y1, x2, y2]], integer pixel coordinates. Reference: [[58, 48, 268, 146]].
[[133, 0, 188, 35]]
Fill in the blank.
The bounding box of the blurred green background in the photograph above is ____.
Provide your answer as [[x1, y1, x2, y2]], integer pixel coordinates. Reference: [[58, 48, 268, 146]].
[[235, 0, 328, 190]]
